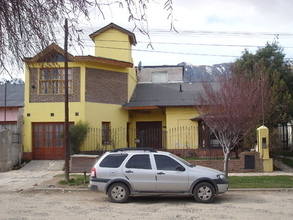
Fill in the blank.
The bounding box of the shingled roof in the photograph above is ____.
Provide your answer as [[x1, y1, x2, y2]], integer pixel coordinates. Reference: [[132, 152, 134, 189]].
[[122, 82, 219, 109], [0, 84, 24, 107]]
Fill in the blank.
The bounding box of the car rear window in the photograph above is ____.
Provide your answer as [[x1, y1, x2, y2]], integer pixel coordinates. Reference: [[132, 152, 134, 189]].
[[100, 154, 128, 168]]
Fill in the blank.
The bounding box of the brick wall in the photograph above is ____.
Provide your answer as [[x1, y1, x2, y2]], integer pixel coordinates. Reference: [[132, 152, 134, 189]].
[[85, 68, 127, 104], [189, 152, 262, 172], [29, 67, 81, 103]]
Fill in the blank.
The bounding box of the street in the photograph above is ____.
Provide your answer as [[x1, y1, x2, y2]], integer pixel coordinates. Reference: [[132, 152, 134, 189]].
[[0, 189, 292, 220]]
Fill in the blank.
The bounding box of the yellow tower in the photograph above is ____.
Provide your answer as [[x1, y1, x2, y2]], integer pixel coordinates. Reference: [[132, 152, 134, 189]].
[[257, 125, 273, 172]]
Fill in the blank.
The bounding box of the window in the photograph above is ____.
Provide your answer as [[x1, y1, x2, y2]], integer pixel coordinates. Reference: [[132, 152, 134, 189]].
[[0, 123, 17, 132], [102, 122, 111, 145], [39, 68, 72, 94], [152, 71, 168, 83], [155, 155, 181, 171], [126, 155, 151, 169], [100, 154, 128, 168]]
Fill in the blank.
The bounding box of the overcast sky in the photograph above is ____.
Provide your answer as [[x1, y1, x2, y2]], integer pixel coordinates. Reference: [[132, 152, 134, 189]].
[[73, 0, 293, 66]]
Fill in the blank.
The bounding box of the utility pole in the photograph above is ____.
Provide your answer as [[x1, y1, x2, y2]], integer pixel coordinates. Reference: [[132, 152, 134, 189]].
[[64, 18, 70, 182], [4, 81, 7, 129]]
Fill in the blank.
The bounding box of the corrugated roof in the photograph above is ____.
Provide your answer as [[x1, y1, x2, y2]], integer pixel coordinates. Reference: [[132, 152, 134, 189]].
[[0, 84, 24, 107], [122, 82, 218, 109]]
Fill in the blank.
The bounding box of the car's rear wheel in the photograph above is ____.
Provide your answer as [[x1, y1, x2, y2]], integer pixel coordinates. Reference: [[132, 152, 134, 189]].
[[107, 183, 130, 203], [193, 182, 215, 203]]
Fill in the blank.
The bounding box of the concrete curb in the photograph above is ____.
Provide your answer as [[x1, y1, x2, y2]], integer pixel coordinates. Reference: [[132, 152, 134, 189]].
[[30, 186, 293, 193], [228, 188, 293, 192]]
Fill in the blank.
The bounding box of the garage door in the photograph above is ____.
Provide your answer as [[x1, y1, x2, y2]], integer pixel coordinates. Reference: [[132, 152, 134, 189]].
[[33, 123, 65, 160]]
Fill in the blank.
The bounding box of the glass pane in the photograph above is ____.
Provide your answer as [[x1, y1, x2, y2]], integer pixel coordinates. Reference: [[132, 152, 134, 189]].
[[55, 139, 63, 147], [52, 69, 59, 79], [155, 155, 180, 171], [34, 140, 42, 148], [126, 155, 151, 169], [41, 69, 51, 79], [45, 140, 52, 147], [100, 154, 128, 168]]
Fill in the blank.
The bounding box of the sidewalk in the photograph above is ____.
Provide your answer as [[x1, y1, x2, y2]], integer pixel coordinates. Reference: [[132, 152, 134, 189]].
[[0, 160, 292, 193], [0, 160, 64, 192]]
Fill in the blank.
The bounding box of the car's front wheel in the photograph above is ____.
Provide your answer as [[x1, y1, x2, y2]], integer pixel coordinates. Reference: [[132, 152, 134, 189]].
[[107, 183, 130, 203], [193, 182, 215, 203]]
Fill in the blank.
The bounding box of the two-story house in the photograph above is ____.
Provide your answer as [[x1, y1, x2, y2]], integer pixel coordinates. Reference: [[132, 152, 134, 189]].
[[22, 23, 137, 160], [22, 23, 221, 160]]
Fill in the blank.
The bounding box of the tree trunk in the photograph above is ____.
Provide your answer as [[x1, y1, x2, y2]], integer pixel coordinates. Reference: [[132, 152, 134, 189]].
[[223, 150, 230, 178]]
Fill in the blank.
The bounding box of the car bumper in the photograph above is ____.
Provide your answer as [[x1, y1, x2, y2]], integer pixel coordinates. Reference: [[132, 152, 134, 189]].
[[217, 183, 229, 193], [88, 184, 98, 191]]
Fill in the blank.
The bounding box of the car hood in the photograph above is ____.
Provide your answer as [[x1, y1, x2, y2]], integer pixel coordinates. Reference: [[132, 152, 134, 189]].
[[189, 165, 224, 177]]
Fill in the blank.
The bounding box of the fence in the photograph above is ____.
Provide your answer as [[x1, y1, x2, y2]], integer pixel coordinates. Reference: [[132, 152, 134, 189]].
[[81, 126, 211, 156], [0, 129, 22, 171], [277, 123, 293, 151]]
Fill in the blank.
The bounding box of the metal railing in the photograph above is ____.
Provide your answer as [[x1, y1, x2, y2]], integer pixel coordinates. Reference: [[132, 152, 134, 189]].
[[81, 126, 199, 153]]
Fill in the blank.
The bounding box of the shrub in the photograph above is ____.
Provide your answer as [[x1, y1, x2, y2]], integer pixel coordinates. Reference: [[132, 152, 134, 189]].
[[69, 121, 89, 154]]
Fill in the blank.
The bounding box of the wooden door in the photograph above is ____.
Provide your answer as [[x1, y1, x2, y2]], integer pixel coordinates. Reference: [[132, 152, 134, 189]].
[[136, 121, 162, 149], [33, 123, 65, 160]]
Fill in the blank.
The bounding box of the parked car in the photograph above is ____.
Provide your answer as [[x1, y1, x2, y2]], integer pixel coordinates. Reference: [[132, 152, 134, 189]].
[[88, 148, 229, 203]]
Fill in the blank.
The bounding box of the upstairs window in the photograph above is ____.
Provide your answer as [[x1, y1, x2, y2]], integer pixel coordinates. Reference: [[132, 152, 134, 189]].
[[39, 68, 72, 94], [152, 71, 168, 83]]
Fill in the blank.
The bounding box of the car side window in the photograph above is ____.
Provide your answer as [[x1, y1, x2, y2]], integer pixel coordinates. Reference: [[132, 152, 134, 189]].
[[155, 155, 181, 171], [100, 154, 128, 168], [125, 154, 152, 169]]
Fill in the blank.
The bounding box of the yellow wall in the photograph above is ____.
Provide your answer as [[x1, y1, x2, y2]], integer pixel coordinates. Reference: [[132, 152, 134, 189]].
[[166, 107, 199, 128], [126, 107, 200, 149], [84, 102, 128, 128], [23, 60, 135, 155], [93, 28, 132, 63], [165, 107, 199, 149]]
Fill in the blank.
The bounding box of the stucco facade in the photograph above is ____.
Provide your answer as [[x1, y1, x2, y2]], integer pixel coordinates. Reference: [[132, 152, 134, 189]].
[[22, 23, 137, 160]]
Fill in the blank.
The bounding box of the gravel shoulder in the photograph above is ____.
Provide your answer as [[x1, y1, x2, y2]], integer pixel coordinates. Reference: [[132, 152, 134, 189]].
[[0, 190, 293, 220], [1, 160, 293, 219]]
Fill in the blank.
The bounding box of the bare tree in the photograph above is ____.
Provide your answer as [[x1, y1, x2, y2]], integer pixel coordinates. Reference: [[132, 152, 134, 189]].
[[196, 65, 270, 177], [0, 0, 176, 77]]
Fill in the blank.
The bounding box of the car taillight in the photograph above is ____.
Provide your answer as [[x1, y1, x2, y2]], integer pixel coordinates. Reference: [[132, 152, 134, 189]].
[[91, 167, 96, 177]]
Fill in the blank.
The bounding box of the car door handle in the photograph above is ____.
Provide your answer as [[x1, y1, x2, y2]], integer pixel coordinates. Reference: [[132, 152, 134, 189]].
[[157, 172, 165, 175], [125, 170, 133, 173]]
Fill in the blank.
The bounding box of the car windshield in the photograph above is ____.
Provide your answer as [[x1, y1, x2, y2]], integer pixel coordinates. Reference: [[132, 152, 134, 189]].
[[169, 153, 196, 167]]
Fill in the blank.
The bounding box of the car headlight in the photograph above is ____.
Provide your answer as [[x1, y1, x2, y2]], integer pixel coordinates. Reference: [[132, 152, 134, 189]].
[[217, 174, 227, 180]]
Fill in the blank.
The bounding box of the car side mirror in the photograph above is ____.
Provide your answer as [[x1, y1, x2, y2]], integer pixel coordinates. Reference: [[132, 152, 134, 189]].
[[176, 165, 185, 171]]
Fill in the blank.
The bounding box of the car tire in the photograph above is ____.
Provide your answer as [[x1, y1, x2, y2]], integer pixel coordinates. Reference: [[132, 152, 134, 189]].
[[193, 182, 215, 203], [107, 183, 130, 203]]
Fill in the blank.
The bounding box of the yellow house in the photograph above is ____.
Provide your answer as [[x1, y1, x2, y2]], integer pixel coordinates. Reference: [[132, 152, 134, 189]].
[[123, 66, 221, 156], [22, 23, 137, 160], [22, 23, 221, 160]]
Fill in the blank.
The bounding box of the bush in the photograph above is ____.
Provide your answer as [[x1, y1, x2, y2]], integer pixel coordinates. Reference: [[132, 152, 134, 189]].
[[69, 121, 89, 154]]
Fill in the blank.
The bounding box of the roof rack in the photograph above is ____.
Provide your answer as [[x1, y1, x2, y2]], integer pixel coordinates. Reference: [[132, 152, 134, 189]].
[[111, 147, 157, 153]]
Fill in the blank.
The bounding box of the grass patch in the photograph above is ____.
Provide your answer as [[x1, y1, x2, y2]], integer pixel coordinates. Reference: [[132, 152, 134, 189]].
[[58, 174, 89, 187], [55, 174, 293, 189], [229, 176, 293, 188]]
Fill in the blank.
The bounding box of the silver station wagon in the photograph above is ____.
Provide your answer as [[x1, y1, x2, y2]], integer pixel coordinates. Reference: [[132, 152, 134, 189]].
[[88, 148, 229, 203]]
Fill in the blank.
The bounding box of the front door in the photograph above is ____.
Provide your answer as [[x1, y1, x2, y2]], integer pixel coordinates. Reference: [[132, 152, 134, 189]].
[[33, 123, 65, 160], [136, 121, 162, 149]]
